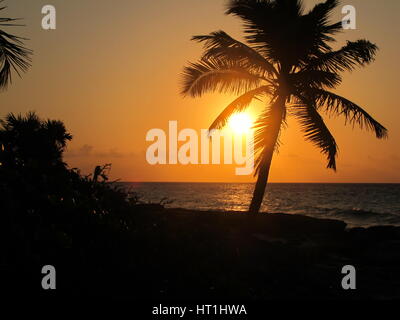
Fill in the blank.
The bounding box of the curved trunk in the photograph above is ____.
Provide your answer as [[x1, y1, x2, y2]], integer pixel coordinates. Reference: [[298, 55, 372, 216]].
[[248, 148, 275, 213], [248, 96, 286, 214]]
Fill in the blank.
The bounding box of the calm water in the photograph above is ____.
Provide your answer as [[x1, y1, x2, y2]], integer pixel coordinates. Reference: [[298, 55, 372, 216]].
[[122, 183, 400, 228]]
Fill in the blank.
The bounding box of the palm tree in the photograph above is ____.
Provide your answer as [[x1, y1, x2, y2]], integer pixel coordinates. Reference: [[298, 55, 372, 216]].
[[0, 112, 72, 169], [0, 1, 32, 89], [181, 0, 387, 213]]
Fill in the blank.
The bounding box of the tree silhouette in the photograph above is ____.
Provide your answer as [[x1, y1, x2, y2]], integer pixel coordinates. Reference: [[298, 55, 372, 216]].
[[0, 112, 72, 170], [0, 1, 32, 89], [181, 0, 388, 213]]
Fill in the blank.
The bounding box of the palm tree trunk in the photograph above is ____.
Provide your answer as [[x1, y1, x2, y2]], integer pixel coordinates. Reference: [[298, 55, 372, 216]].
[[248, 96, 285, 214], [248, 148, 274, 213]]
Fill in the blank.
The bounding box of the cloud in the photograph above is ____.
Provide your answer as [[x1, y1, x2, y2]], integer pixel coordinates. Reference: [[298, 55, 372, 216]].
[[65, 145, 136, 159], [65, 144, 93, 158], [79, 144, 93, 156]]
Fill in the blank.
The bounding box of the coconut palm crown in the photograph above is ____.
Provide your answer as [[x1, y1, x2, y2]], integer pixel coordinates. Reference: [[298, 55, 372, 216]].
[[181, 0, 388, 213]]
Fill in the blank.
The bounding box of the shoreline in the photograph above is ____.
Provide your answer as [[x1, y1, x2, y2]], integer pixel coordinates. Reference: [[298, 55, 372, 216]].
[[154, 206, 400, 235], [138, 205, 399, 229], [125, 183, 400, 229]]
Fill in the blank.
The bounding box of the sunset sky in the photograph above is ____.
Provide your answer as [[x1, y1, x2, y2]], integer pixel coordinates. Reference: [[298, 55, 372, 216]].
[[1, 0, 399, 182]]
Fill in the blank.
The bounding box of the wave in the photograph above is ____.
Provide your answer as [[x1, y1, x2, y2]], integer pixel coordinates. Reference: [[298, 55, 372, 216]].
[[292, 206, 400, 228], [124, 182, 400, 228]]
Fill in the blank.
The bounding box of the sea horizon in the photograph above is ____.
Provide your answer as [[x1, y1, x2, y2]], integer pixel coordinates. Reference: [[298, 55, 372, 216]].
[[2, 0, 399, 303], [120, 182, 400, 228], [120, 181, 400, 184]]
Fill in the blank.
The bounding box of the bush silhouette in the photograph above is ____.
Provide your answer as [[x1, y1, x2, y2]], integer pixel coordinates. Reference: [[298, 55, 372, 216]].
[[0, 112, 139, 295]]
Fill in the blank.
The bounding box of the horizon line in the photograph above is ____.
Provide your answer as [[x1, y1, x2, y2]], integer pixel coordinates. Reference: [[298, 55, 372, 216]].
[[116, 181, 400, 184]]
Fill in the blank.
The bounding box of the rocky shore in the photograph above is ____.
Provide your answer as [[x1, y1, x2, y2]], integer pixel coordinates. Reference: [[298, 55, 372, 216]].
[[77, 207, 400, 300]]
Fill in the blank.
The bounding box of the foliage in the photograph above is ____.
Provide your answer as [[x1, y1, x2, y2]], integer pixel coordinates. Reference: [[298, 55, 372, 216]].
[[181, 0, 388, 212], [0, 2, 32, 89], [0, 112, 141, 294]]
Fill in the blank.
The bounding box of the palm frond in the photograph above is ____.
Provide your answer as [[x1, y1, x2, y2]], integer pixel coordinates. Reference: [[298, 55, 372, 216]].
[[0, 111, 39, 131], [253, 97, 286, 175], [310, 89, 388, 139], [303, 40, 378, 73], [226, 0, 342, 67], [306, 0, 340, 33], [192, 30, 277, 76], [289, 69, 342, 89], [181, 58, 263, 97], [44, 120, 73, 148], [298, 0, 343, 57], [209, 85, 272, 131], [0, 4, 32, 89], [225, 0, 286, 62], [292, 101, 338, 170]]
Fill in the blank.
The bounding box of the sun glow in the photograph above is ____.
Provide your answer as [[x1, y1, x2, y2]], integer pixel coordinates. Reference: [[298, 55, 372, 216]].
[[228, 112, 253, 134]]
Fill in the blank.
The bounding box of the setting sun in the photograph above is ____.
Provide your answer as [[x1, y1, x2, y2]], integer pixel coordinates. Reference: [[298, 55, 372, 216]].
[[1, 0, 399, 303], [228, 113, 253, 134]]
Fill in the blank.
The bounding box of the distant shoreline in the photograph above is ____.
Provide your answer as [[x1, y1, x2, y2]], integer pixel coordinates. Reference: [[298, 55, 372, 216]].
[[147, 206, 398, 230]]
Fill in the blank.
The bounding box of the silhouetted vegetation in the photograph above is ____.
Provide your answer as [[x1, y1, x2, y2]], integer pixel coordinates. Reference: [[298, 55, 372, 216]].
[[0, 2, 32, 89], [182, 0, 388, 213], [0, 0, 398, 301], [1, 111, 400, 300], [0, 112, 140, 296]]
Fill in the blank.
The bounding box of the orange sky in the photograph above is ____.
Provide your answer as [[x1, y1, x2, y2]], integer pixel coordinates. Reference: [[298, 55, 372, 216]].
[[1, 0, 399, 182]]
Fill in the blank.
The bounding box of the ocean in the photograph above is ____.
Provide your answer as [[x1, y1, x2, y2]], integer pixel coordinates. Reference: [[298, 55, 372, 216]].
[[122, 183, 400, 228]]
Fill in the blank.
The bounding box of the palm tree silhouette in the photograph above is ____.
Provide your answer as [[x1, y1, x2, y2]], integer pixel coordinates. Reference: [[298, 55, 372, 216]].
[[181, 0, 387, 213], [0, 1, 32, 89], [0, 112, 72, 169]]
